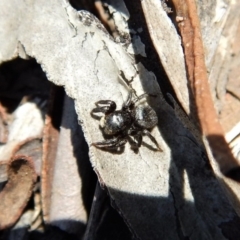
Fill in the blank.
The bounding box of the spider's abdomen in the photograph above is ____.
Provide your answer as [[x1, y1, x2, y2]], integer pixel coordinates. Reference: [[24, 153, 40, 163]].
[[101, 111, 132, 135], [134, 105, 158, 129]]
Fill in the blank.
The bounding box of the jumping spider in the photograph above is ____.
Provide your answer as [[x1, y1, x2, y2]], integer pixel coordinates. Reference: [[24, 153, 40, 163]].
[[91, 90, 161, 151]]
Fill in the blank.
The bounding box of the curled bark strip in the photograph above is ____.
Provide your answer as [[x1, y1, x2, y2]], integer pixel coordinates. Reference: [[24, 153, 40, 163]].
[[140, 0, 190, 114], [48, 95, 91, 236], [0, 156, 37, 230], [41, 113, 59, 221], [13, 138, 43, 176], [173, 0, 239, 174], [172, 0, 194, 88], [41, 86, 64, 223]]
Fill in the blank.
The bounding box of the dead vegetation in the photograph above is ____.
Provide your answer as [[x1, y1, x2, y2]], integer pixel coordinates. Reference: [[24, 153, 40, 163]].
[[0, 0, 240, 239]]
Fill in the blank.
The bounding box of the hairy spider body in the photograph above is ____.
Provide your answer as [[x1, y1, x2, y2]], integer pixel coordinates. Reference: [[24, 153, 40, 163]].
[[91, 91, 161, 151], [133, 105, 158, 129], [100, 111, 132, 135]]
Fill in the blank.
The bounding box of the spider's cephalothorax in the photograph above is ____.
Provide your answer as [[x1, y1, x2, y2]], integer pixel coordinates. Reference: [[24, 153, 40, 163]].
[[91, 91, 161, 151]]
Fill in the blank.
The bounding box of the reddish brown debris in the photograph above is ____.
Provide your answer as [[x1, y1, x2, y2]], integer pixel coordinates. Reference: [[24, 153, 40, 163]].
[[41, 115, 59, 223], [13, 138, 43, 176], [0, 156, 37, 230], [41, 86, 64, 223], [172, 0, 240, 174]]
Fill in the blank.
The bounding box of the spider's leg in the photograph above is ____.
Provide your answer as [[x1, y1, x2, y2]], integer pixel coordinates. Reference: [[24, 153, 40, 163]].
[[133, 93, 157, 104], [123, 90, 133, 109], [128, 128, 143, 149], [92, 137, 127, 149], [94, 100, 116, 113], [131, 131, 143, 147], [123, 91, 157, 109], [135, 132, 143, 148], [143, 129, 162, 151], [91, 100, 116, 119]]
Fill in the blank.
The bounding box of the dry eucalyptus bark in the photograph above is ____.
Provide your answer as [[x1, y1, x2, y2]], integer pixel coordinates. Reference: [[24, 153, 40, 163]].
[[42, 93, 93, 237], [0, 157, 37, 230], [0, 0, 240, 239]]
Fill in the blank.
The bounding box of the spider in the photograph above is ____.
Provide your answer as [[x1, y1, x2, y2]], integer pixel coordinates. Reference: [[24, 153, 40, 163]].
[[91, 90, 161, 151]]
